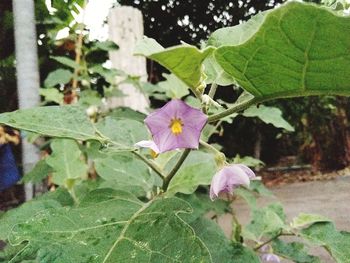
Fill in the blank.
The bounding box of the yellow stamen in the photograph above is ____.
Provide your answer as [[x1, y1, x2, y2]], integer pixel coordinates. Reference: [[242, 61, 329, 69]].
[[150, 149, 159, 159], [170, 118, 183, 135]]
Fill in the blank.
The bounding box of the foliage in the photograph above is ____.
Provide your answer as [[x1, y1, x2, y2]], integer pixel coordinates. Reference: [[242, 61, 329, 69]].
[[0, 1, 350, 263]]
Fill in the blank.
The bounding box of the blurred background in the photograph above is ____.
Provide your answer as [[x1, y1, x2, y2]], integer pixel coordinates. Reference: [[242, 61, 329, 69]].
[[1, 0, 349, 209]]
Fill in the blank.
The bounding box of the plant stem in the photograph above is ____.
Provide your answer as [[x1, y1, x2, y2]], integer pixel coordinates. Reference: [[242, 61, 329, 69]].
[[200, 140, 222, 155], [208, 97, 260, 123], [208, 83, 218, 98], [162, 149, 191, 191], [68, 187, 79, 205], [254, 230, 294, 251], [132, 151, 165, 179]]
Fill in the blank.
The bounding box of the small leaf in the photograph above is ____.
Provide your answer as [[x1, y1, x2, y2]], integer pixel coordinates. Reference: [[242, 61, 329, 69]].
[[244, 203, 286, 241], [203, 54, 235, 86], [135, 36, 214, 88], [51, 56, 80, 69], [44, 69, 72, 87], [93, 40, 119, 51], [21, 159, 53, 184], [272, 239, 321, 263], [157, 73, 190, 99], [95, 117, 148, 150], [40, 88, 64, 104], [166, 151, 217, 195], [46, 139, 88, 187], [243, 105, 294, 132], [291, 213, 331, 229]]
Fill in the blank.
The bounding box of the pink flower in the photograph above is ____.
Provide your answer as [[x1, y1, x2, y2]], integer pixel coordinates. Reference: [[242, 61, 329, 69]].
[[144, 99, 207, 153], [210, 164, 255, 200]]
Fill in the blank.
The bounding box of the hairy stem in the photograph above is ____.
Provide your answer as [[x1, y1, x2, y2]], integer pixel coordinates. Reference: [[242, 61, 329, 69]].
[[200, 140, 222, 155], [208, 83, 218, 98], [254, 230, 294, 251], [162, 149, 191, 191], [132, 151, 165, 179], [208, 97, 260, 123]]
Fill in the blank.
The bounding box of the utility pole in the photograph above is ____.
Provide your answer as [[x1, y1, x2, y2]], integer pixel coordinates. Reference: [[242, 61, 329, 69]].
[[13, 0, 41, 200]]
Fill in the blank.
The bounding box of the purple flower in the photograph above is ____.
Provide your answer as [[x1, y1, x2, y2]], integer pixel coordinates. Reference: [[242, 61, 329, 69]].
[[210, 164, 256, 200], [261, 253, 280, 263], [144, 99, 207, 153], [259, 245, 280, 263]]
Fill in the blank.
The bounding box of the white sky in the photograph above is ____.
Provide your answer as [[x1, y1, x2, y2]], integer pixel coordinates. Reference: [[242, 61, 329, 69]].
[[52, 0, 116, 40]]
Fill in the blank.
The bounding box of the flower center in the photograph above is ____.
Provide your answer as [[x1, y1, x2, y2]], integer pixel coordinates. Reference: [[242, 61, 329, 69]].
[[169, 118, 183, 135]]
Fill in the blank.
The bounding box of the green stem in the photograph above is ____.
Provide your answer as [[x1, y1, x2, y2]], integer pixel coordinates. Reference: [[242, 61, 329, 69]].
[[208, 97, 260, 123], [68, 187, 79, 205], [132, 151, 165, 179], [200, 140, 222, 155], [253, 230, 294, 251], [208, 83, 218, 98], [162, 149, 191, 191]]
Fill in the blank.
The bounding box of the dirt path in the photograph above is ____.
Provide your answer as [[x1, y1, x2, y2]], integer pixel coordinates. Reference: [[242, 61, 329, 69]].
[[218, 176, 350, 262]]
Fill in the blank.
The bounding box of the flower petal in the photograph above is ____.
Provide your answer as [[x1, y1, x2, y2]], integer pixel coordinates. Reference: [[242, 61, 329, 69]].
[[235, 164, 256, 179], [134, 140, 160, 153]]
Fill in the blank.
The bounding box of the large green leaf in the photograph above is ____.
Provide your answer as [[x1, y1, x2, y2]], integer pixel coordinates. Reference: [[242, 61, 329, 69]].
[[0, 199, 61, 241], [7, 189, 211, 263], [300, 222, 350, 263], [135, 37, 214, 88], [46, 139, 88, 187], [95, 152, 156, 196], [157, 73, 190, 99], [291, 213, 331, 229], [213, 2, 350, 100], [190, 217, 260, 263], [0, 106, 101, 141], [166, 151, 217, 195]]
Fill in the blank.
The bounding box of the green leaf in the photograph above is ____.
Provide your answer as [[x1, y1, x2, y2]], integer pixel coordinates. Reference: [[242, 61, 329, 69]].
[[272, 239, 321, 263], [51, 56, 80, 69], [0, 199, 61, 240], [203, 54, 235, 86], [109, 107, 146, 122], [291, 213, 331, 229], [44, 69, 72, 87], [190, 218, 231, 262], [21, 159, 53, 184], [157, 73, 190, 99], [135, 37, 214, 88], [95, 152, 155, 196], [249, 181, 274, 197], [213, 2, 350, 100], [235, 187, 257, 209], [179, 193, 229, 223], [300, 222, 350, 263], [0, 106, 101, 141], [95, 117, 148, 150], [39, 88, 64, 105], [7, 189, 211, 263], [244, 203, 286, 241], [230, 244, 261, 263], [46, 139, 88, 187], [243, 105, 294, 132], [166, 151, 217, 195], [93, 40, 119, 51]]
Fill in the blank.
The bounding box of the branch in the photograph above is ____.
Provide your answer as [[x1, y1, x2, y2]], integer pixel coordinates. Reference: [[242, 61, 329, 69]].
[[162, 149, 191, 191], [132, 151, 165, 179]]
